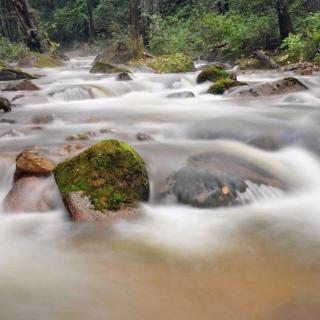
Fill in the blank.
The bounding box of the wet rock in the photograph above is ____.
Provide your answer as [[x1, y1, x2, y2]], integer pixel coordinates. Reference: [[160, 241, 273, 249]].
[[129, 53, 195, 74], [66, 131, 97, 141], [208, 79, 247, 95], [0, 66, 36, 81], [0, 129, 23, 138], [64, 191, 141, 223], [0, 118, 15, 124], [228, 77, 308, 97], [3, 176, 52, 213], [90, 62, 130, 74], [281, 61, 320, 73], [31, 114, 55, 125], [2, 80, 40, 91], [136, 132, 153, 141], [237, 58, 268, 70], [167, 91, 195, 98], [14, 149, 54, 181], [0, 96, 11, 113], [117, 72, 132, 81], [54, 139, 149, 223], [163, 153, 285, 208], [197, 65, 229, 84]]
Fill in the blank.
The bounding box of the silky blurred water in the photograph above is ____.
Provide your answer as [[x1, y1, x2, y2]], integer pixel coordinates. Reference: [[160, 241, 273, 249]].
[[0, 58, 319, 320]]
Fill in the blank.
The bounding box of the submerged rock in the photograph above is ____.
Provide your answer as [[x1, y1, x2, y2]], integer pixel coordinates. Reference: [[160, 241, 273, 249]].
[[208, 79, 246, 95], [90, 62, 130, 74], [197, 65, 229, 84], [3, 80, 40, 91], [117, 72, 132, 81], [0, 96, 11, 112], [167, 91, 195, 98], [136, 132, 153, 141], [3, 176, 53, 213], [162, 153, 285, 208], [54, 139, 150, 222], [228, 77, 308, 97], [14, 149, 54, 181], [66, 131, 97, 141]]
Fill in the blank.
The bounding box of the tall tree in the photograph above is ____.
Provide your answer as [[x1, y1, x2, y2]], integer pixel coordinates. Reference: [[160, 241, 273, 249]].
[[131, 0, 139, 49], [276, 0, 294, 40]]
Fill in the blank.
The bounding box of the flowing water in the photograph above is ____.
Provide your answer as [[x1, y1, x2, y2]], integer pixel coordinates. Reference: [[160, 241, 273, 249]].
[[0, 57, 320, 319]]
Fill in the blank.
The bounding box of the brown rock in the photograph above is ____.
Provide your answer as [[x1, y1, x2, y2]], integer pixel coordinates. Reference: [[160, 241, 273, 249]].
[[3, 80, 40, 91], [229, 77, 308, 98], [66, 131, 97, 141], [64, 191, 141, 223], [14, 149, 54, 181], [137, 132, 153, 141], [3, 176, 52, 213], [31, 114, 55, 125]]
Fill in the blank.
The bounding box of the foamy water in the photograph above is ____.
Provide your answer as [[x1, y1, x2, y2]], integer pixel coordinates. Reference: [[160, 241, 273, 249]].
[[0, 58, 319, 320]]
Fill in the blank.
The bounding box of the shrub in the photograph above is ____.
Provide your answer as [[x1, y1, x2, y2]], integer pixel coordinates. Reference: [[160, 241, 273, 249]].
[[0, 38, 30, 62]]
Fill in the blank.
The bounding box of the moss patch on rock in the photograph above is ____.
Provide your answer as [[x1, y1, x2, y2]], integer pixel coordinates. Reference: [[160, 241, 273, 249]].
[[90, 62, 130, 74], [34, 54, 64, 68], [129, 53, 194, 73], [54, 139, 149, 211], [197, 65, 229, 84], [208, 79, 247, 95], [237, 58, 267, 70], [0, 65, 36, 81]]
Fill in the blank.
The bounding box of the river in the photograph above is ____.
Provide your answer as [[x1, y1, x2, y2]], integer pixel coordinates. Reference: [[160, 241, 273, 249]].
[[0, 57, 319, 319]]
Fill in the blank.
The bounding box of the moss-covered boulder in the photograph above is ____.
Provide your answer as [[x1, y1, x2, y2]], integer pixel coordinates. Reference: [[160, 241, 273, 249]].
[[237, 58, 267, 70], [90, 62, 130, 74], [208, 79, 247, 95], [54, 139, 150, 223], [18, 53, 64, 68], [0, 95, 11, 112], [129, 53, 194, 73], [0, 65, 36, 81], [197, 65, 229, 84]]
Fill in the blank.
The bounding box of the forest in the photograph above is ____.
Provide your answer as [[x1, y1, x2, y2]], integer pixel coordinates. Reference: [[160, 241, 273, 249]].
[[1, 0, 320, 65]]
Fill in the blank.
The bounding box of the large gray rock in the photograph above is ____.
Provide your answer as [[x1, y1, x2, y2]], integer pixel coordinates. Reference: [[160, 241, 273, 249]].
[[162, 153, 285, 208], [228, 77, 308, 97]]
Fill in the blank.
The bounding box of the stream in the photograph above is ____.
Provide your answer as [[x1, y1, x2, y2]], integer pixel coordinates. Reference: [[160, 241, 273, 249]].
[[0, 57, 319, 320]]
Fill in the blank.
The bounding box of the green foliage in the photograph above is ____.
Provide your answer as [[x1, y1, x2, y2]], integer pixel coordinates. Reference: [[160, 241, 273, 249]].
[[0, 38, 30, 62], [281, 34, 303, 61], [148, 9, 279, 58]]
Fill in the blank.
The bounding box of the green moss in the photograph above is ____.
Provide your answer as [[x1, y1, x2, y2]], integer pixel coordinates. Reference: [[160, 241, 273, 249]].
[[237, 58, 267, 70], [54, 139, 149, 211], [197, 65, 229, 84], [148, 53, 194, 73], [34, 54, 64, 68], [0, 66, 36, 81], [273, 52, 300, 66], [207, 79, 247, 95], [129, 53, 194, 73], [90, 62, 130, 74]]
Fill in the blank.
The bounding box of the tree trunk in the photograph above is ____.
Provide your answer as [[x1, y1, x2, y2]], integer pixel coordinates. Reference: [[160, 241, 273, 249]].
[[276, 0, 294, 40], [131, 0, 139, 50], [0, 0, 45, 52]]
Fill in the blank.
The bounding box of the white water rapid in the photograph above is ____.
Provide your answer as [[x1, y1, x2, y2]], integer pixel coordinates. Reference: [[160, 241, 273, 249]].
[[0, 57, 319, 320]]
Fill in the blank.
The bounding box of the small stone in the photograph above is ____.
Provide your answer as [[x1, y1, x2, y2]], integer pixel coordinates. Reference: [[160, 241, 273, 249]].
[[31, 114, 55, 125], [66, 131, 97, 141], [136, 132, 153, 141], [0, 96, 11, 113], [117, 72, 132, 81], [14, 149, 54, 181]]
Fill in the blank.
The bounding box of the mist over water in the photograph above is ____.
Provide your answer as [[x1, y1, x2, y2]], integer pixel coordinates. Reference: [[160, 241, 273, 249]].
[[0, 58, 320, 320]]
